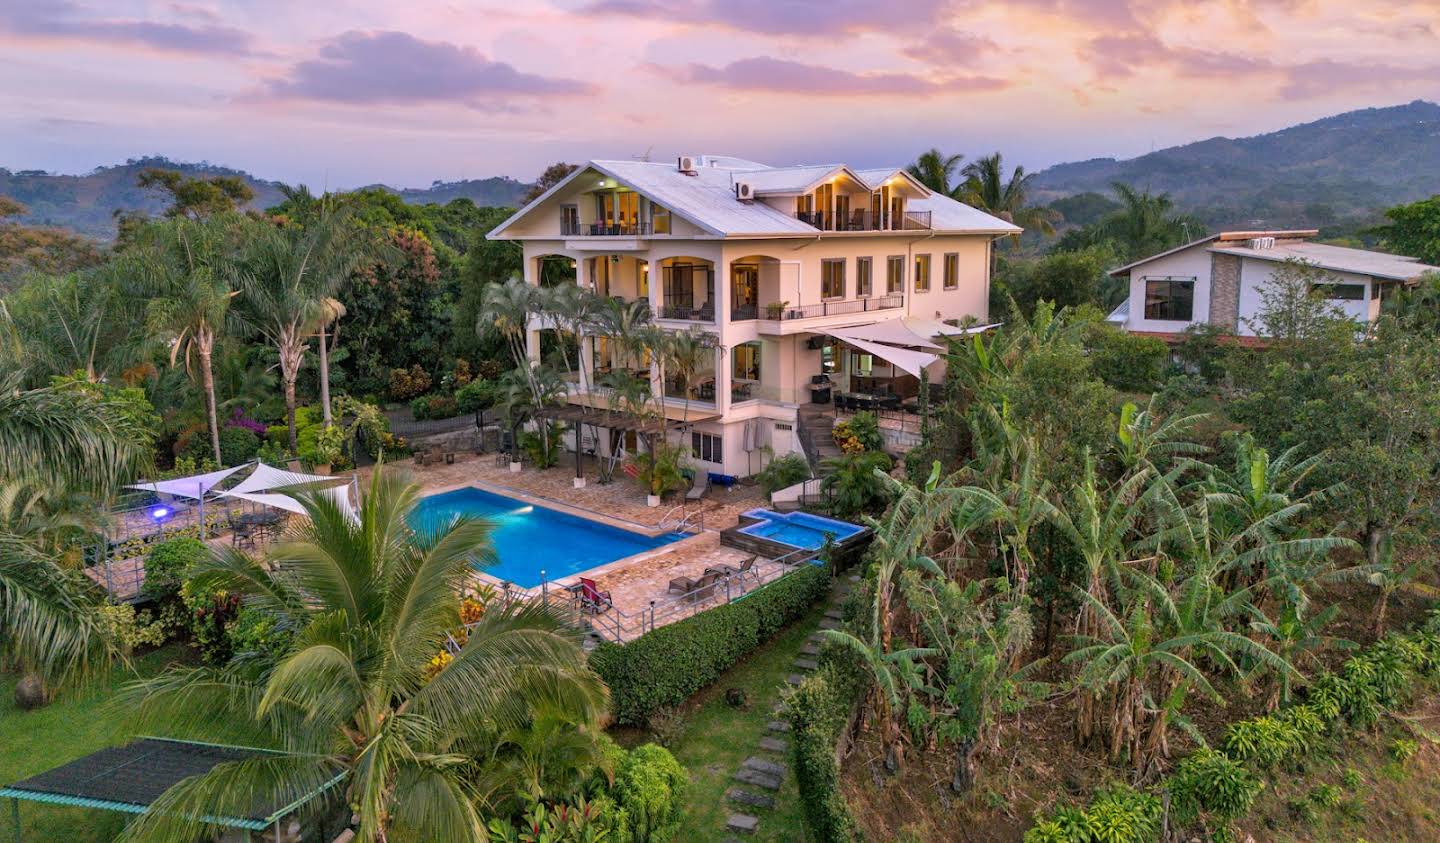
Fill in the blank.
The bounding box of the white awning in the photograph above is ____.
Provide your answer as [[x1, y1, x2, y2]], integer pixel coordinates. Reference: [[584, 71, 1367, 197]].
[[826, 319, 943, 350], [126, 464, 247, 500], [819, 330, 938, 377], [223, 486, 354, 517]]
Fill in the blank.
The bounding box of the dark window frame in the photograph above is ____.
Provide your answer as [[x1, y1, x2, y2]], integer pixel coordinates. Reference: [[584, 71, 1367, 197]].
[[691, 431, 722, 463], [1143, 276, 1196, 321], [857, 257, 873, 296], [914, 253, 931, 293], [821, 258, 846, 300], [943, 253, 959, 290], [886, 255, 904, 293], [1311, 282, 1365, 301]]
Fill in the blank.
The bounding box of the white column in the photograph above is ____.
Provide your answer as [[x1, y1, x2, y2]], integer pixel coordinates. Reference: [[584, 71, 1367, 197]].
[[523, 253, 542, 365]]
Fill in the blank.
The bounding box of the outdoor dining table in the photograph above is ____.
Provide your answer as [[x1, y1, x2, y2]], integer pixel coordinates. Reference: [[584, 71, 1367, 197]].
[[234, 512, 282, 529]]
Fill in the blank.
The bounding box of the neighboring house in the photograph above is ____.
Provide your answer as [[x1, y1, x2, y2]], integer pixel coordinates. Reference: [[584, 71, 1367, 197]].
[[1106, 229, 1440, 341], [487, 154, 1020, 480]]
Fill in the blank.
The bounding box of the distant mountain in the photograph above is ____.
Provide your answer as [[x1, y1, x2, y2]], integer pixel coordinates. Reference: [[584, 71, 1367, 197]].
[[1033, 100, 1440, 229], [0, 157, 531, 240]]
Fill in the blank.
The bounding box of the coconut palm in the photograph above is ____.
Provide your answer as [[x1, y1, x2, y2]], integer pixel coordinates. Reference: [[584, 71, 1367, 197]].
[[660, 326, 715, 431], [906, 148, 965, 197], [140, 215, 242, 464], [957, 153, 1059, 239], [0, 261, 150, 384], [1099, 183, 1202, 263], [118, 468, 607, 843]]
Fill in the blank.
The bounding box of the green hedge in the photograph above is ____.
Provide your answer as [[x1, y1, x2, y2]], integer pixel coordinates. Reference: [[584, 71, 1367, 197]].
[[589, 563, 830, 726], [1024, 610, 1440, 842], [786, 660, 866, 843], [1083, 323, 1169, 393]]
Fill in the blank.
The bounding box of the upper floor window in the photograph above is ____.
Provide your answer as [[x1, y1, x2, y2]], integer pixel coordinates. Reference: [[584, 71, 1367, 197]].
[[943, 253, 959, 290], [1143, 277, 1195, 320], [651, 203, 671, 235], [914, 254, 931, 293], [886, 256, 904, 294], [1312, 283, 1364, 301], [857, 257, 873, 296], [822, 258, 846, 299]]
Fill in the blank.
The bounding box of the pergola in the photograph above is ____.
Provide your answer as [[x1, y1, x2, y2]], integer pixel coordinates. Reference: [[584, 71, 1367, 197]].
[[1, 738, 346, 841], [536, 402, 714, 485]]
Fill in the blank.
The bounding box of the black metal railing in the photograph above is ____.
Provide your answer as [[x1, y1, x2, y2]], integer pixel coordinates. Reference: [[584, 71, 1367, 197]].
[[562, 220, 651, 236], [793, 209, 933, 232], [764, 294, 903, 320], [730, 302, 758, 321], [657, 302, 716, 321]]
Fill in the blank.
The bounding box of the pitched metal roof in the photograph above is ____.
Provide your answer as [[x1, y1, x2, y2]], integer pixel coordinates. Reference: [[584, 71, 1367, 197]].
[[1207, 241, 1440, 281], [489, 157, 1023, 239]]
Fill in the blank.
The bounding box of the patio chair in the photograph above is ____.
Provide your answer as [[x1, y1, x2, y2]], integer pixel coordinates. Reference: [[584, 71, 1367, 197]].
[[706, 555, 759, 582], [685, 471, 709, 501], [667, 574, 698, 595], [578, 577, 613, 615], [684, 572, 721, 603], [428, 444, 445, 464]]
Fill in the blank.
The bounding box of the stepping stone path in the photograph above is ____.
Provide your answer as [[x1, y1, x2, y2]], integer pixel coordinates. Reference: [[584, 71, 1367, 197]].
[[758, 736, 787, 754], [713, 580, 850, 838]]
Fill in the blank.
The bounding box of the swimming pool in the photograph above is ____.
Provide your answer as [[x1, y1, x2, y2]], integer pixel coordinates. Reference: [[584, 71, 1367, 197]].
[[409, 487, 686, 588], [737, 509, 864, 550]]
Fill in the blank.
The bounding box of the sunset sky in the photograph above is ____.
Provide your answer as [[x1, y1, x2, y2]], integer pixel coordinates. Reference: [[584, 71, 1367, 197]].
[[2, 0, 1437, 188]]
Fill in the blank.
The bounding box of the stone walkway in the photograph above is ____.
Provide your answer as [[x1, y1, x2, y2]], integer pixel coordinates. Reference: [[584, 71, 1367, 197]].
[[722, 575, 854, 838]]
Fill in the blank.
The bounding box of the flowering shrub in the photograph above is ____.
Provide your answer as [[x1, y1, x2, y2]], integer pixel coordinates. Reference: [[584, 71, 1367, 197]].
[[225, 408, 268, 436], [97, 603, 167, 653]]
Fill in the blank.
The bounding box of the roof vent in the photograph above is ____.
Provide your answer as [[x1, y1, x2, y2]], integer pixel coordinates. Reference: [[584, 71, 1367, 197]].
[[734, 181, 755, 202], [677, 155, 699, 175], [1249, 236, 1276, 250]]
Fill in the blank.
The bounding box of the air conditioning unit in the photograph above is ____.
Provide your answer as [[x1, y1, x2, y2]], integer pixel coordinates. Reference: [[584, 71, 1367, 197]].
[[734, 181, 755, 201], [1249, 236, 1276, 250], [677, 155, 698, 175]]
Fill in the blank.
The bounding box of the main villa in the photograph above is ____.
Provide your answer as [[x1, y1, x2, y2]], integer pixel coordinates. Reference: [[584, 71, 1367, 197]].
[[488, 154, 1019, 480]]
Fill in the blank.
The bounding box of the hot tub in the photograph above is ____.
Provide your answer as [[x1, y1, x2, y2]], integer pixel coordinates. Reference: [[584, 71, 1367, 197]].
[[736, 508, 864, 550]]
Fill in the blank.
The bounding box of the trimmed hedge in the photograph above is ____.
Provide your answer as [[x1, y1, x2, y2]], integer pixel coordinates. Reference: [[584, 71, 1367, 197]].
[[589, 562, 830, 725], [787, 661, 865, 843]]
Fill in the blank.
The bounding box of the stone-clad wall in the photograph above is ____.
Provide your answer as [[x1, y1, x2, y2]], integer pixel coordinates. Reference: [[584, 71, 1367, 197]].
[[1208, 253, 1241, 331]]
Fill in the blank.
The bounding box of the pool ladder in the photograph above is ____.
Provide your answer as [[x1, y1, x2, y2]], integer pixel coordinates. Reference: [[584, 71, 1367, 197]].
[[658, 505, 705, 534]]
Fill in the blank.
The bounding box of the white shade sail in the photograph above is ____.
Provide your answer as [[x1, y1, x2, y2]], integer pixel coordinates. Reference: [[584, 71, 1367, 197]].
[[825, 319, 943, 350], [902, 317, 1000, 338], [126, 464, 247, 500], [819, 330, 938, 377], [223, 486, 354, 517], [226, 463, 343, 496]]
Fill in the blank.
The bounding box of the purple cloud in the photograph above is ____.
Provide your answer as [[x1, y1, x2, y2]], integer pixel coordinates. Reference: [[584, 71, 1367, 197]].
[[262, 31, 595, 107], [583, 0, 950, 36], [1083, 33, 1272, 80], [1279, 59, 1440, 97], [903, 28, 998, 66], [655, 56, 1007, 96], [0, 0, 252, 54]]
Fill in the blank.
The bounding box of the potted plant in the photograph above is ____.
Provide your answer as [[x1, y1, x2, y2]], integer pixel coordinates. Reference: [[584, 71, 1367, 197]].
[[631, 442, 687, 507], [764, 300, 789, 320], [313, 424, 345, 475]]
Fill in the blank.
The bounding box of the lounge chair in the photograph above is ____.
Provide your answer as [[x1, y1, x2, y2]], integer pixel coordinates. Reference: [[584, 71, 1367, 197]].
[[578, 577, 613, 614], [706, 555, 758, 582], [667, 575, 698, 595], [684, 572, 721, 603], [685, 471, 709, 501]]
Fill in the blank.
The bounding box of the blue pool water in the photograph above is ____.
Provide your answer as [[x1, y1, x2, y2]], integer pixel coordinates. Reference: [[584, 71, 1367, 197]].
[[737, 509, 864, 550], [409, 487, 686, 587]]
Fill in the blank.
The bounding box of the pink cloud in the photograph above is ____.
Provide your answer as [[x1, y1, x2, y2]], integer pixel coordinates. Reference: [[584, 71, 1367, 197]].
[[654, 56, 1008, 96], [0, 0, 252, 54], [582, 0, 951, 36]]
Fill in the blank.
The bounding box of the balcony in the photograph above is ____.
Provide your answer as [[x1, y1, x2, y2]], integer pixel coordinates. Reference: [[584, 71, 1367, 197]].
[[658, 302, 716, 322], [731, 302, 758, 321], [793, 210, 932, 232], [562, 219, 651, 236], [765, 294, 904, 320]]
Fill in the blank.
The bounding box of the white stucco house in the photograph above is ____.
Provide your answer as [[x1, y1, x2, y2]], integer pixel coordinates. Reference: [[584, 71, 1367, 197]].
[[1106, 229, 1440, 342], [486, 154, 1020, 480]]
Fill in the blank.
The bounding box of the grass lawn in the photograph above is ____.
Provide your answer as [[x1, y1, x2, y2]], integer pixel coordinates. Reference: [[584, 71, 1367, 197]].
[[0, 644, 196, 842], [650, 600, 828, 843]]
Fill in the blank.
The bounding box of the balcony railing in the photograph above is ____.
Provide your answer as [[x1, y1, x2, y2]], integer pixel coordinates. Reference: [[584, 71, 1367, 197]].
[[562, 220, 651, 236], [657, 302, 716, 322], [793, 210, 932, 232], [731, 302, 758, 321], [765, 294, 904, 320]]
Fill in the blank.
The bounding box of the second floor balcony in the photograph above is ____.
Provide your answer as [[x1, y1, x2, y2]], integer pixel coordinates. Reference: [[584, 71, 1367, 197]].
[[750, 294, 904, 321], [794, 209, 932, 232], [562, 219, 651, 237]]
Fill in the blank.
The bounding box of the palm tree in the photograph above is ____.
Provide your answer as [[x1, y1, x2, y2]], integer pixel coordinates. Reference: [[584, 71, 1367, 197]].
[[958, 153, 1059, 240], [906, 148, 965, 197], [0, 261, 150, 384], [119, 468, 607, 843], [140, 216, 241, 464], [1100, 183, 1202, 263], [313, 297, 347, 426], [234, 209, 362, 452], [660, 327, 715, 431]]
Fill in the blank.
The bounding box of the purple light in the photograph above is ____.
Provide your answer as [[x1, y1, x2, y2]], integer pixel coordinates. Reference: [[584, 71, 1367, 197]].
[[149, 506, 172, 523]]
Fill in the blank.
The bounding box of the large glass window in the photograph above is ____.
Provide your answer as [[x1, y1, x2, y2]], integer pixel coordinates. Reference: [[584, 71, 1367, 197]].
[[822, 258, 846, 299], [943, 253, 959, 289], [651, 203, 671, 235], [733, 341, 761, 381], [914, 254, 931, 293], [857, 257, 873, 296], [1143, 277, 1195, 320], [886, 255, 904, 294]]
